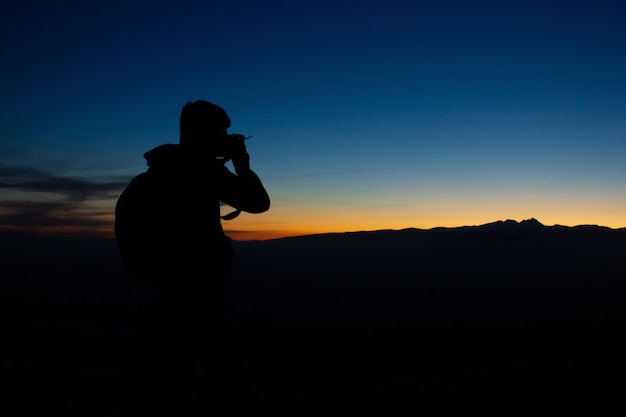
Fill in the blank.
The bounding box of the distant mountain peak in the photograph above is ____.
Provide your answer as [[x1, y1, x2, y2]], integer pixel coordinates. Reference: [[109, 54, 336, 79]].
[[519, 218, 544, 227], [466, 218, 549, 238], [479, 218, 544, 230]]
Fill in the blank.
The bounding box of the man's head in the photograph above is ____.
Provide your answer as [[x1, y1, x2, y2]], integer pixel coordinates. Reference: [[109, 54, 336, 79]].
[[179, 100, 231, 148]]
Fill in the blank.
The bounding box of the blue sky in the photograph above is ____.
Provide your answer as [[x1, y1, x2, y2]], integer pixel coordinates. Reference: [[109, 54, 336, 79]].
[[1, 0, 625, 239]]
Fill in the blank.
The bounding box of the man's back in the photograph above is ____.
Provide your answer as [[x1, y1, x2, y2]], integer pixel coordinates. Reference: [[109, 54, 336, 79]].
[[115, 144, 233, 283]]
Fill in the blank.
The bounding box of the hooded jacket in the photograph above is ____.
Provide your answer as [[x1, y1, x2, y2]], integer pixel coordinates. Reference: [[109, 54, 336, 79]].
[[115, 143, 270, 283]]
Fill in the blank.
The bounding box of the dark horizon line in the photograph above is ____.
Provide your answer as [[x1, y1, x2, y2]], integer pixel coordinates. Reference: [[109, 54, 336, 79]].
[[1, 217, 625, 243], [248, 217, 626, 242]]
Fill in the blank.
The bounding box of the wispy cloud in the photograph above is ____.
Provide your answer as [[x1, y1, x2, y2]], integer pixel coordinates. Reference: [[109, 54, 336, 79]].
[[0, 164, 129, 234], [0, 165, 126, 198]]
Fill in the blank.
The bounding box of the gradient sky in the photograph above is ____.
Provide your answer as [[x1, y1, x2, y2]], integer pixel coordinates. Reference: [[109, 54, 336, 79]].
[[1, 0, 625, 240]]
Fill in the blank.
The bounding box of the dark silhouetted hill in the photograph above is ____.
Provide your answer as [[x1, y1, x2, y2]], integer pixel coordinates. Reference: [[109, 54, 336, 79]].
[[1, 219, 625, 415]]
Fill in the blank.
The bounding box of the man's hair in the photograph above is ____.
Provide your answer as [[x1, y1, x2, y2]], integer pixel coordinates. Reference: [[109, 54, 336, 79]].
[[179, 100, 231, 145]]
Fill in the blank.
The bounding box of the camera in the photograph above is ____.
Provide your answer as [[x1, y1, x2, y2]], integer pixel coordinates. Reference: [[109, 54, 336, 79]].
[[215, 133, 251, 159]]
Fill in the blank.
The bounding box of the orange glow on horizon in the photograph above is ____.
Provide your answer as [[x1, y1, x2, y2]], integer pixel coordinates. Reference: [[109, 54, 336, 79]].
[[0, 224, 117, 239], [2, 207, 625, 242]]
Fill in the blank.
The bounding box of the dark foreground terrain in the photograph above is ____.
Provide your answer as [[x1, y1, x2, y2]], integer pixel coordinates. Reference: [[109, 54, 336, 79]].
[[2, 219, 625, 415]]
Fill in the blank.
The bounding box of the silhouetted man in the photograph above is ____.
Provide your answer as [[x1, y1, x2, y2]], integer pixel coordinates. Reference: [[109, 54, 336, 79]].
[[115, 100, 270, 416]]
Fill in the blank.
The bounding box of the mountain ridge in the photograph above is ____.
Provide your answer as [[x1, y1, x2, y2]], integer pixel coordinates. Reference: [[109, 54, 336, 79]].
[[0, 218, 624, 248], [239, 217, 625, 244]]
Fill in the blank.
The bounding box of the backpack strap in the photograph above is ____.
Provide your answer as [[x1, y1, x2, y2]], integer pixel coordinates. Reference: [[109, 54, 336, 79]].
[[221, 208, 242, 220]]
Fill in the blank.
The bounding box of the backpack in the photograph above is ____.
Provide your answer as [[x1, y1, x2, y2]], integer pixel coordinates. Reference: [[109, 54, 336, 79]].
[[114, 172, 157, 282], [115, 171, 235, 283]]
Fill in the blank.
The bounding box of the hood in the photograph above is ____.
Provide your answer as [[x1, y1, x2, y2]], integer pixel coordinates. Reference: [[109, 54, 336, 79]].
[[143, 144, 184, 171]]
